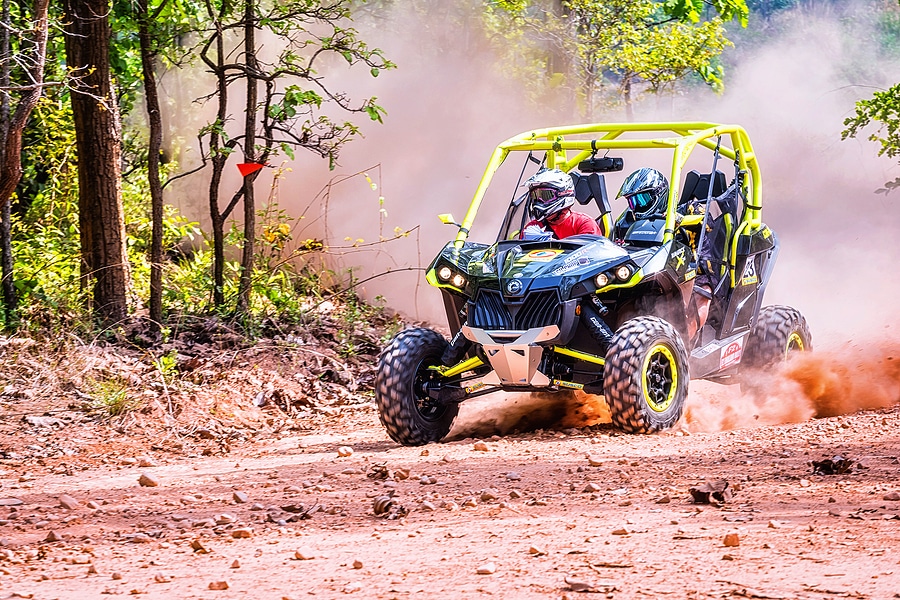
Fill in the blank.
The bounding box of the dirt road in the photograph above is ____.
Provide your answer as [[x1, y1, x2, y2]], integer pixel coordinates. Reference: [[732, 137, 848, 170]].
[[1, 389, 898, 600]]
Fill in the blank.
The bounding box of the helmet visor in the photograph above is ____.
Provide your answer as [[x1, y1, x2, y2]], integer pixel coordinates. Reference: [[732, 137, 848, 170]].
[[627, 191, 655, 211], [528, 187, 560, 204]]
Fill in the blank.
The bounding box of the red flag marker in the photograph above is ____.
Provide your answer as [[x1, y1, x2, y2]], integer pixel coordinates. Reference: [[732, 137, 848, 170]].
[[237, 162, 264, 177]]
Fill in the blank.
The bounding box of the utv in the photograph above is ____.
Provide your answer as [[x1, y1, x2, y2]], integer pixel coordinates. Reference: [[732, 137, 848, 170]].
[[375, 122, 811, 446]]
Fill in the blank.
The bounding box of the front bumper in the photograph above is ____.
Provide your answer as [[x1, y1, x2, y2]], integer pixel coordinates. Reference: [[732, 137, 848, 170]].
[[461, 325, 560, 387]]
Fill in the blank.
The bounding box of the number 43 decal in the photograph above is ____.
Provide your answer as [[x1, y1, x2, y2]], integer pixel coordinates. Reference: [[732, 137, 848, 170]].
[[741, 258, 758, 286]]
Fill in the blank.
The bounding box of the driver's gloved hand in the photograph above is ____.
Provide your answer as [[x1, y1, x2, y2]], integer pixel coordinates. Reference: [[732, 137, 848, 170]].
[[521, 223, 554, 241]]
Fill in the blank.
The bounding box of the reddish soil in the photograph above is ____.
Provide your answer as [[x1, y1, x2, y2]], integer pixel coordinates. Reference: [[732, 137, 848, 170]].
[[0, 335, 899, 600]]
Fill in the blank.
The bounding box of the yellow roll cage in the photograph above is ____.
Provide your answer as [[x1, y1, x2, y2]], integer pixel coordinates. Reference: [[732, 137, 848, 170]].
[[454, 122, 762, 247]]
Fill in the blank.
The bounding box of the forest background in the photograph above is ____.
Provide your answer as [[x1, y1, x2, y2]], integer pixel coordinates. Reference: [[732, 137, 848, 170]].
[[0, 0, 899, 353]]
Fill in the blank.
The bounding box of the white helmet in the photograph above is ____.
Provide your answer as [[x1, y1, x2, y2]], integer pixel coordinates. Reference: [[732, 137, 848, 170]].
[[525, 168, 575, 221]]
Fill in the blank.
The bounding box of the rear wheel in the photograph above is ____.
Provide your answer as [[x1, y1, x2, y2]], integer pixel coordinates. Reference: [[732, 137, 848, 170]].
[[744, 305, 812, 369], [604, 316, 689, 433], [375, 328, 459, 446]]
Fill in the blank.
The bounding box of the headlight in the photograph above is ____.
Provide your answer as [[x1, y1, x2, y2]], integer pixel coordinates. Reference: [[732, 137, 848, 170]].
[[594, 273, 609, 288], [437, 266, 452, 281], [615, 265, 632, 281], [451, 273, 466, 288]]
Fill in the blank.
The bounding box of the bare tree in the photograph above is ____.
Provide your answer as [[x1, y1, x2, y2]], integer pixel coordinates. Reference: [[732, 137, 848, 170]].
[[196, 0, 392, 316], [137, 0, 166, 330], [0, 0, 50, 324]]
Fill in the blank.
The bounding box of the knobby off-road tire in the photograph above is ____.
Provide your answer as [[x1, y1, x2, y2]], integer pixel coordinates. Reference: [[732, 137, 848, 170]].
[[375, 328, 459, 446], [604, 316, 689, 434], [744, 305, 812, 370]]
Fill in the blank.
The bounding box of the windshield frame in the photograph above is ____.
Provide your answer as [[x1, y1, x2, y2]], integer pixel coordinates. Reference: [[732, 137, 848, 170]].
[[455, 122, 761, 248]]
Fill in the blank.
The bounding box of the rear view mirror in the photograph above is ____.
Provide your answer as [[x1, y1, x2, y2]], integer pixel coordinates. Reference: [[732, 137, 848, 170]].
[[579, 156, 624, 173]]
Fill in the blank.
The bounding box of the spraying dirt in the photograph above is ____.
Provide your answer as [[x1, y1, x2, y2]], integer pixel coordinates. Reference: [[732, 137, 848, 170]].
[[2, 374, 899, 599], [153, 3, 900, 437]]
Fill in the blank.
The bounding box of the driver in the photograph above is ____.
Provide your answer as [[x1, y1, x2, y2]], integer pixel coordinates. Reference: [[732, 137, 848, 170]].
[[618, 167, 712, 344], [520, 168, 603, 240]]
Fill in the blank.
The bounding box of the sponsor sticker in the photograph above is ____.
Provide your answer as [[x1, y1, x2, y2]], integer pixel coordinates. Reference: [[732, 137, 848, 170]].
[[465, 381, 486, 394], [719, 338, 744, 370], [670, 247, 686, 269], [552, 379, 584, 390], [524, 249, 563, 261], [551, 256, 592, 276], [684, 269, 696, 281], [741, 258, 758, 286]]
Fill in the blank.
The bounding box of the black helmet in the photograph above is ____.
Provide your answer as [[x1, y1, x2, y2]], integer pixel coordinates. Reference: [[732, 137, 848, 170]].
[[525, 168, 576, 221], [617, 167, 669, 218]]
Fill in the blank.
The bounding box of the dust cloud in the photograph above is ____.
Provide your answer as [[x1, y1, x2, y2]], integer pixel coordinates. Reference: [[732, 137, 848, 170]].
[[669, 3, 900, 431], [785, 343, 900, 418], [361, 2, 900, 435], [448, 392, 570, 440], [158, 2, 900, 435], [680, 340, 900, 434]]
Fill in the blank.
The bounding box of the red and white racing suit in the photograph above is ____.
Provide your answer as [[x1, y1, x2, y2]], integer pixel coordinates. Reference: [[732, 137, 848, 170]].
[[521, 209, 603, 240]]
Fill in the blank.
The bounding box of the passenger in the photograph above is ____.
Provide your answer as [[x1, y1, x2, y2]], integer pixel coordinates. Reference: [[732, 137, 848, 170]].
[[617, 167, 668, 220], [618, 167, 713, 344]]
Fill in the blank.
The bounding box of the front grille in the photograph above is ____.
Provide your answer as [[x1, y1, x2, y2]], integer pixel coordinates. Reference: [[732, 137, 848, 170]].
[[470, 290, 510, 329], [469, 289, 561, 330]]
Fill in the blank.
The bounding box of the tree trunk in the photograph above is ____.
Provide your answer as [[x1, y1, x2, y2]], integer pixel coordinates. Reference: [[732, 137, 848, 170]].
[[0, 0, 51, 325], [623, 76, 634, 122], [204, 0, 229, 311], [547, 0, 575, 115], [236, 0, 257, 315], [64, 0, 130, 324], [0, 0, 11, 323], [138, 0, 164, 330]]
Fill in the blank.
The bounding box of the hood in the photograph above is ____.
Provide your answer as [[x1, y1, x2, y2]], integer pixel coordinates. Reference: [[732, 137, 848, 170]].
[[471, 235, 630, 299]]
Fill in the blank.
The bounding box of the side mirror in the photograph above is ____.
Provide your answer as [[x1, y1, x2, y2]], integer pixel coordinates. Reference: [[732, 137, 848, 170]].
[[438, 213, 461, 227]]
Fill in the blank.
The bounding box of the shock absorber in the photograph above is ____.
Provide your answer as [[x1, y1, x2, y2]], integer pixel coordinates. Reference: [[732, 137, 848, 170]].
[[581, 297, 614, 353], [441, 327, 471, 366]]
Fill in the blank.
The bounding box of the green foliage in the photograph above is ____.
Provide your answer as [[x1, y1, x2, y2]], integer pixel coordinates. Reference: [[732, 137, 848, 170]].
[[611, 13, 732, 94], [160, 240, 218, 315], [662, 0, 749, 26], [744, 0, 799, 17], [153, 349, 179, 385], [333, 274, 391, 358], [842, 83, 900, 193], [10, 87, 211, 328], [877, 2, 900, 58], [154, 225, 248, 316], [0, 0, 401, 336], [250, 200, 308, 319], [87, 376, 137, 417], [199, 0, 395, 170], [479, 0, 742, 118], [10, 95, 86, 332], [125, 196, 205, 316]]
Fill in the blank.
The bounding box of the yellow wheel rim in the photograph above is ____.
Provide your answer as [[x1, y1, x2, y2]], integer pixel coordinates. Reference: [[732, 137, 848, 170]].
[[787, 332, 805, 353], [642, 343, 678, 413]]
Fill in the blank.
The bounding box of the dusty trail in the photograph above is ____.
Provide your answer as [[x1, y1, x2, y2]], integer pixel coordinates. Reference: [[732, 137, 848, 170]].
[[1, 395, 898, 600]]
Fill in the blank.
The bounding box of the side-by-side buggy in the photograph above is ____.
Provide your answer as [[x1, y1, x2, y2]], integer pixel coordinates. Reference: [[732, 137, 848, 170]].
[[376, 122, 811, 446]]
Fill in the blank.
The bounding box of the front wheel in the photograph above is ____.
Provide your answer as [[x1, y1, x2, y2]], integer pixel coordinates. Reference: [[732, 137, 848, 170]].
[[604, 316, 689, 433], [375, 328, 459, 446]]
